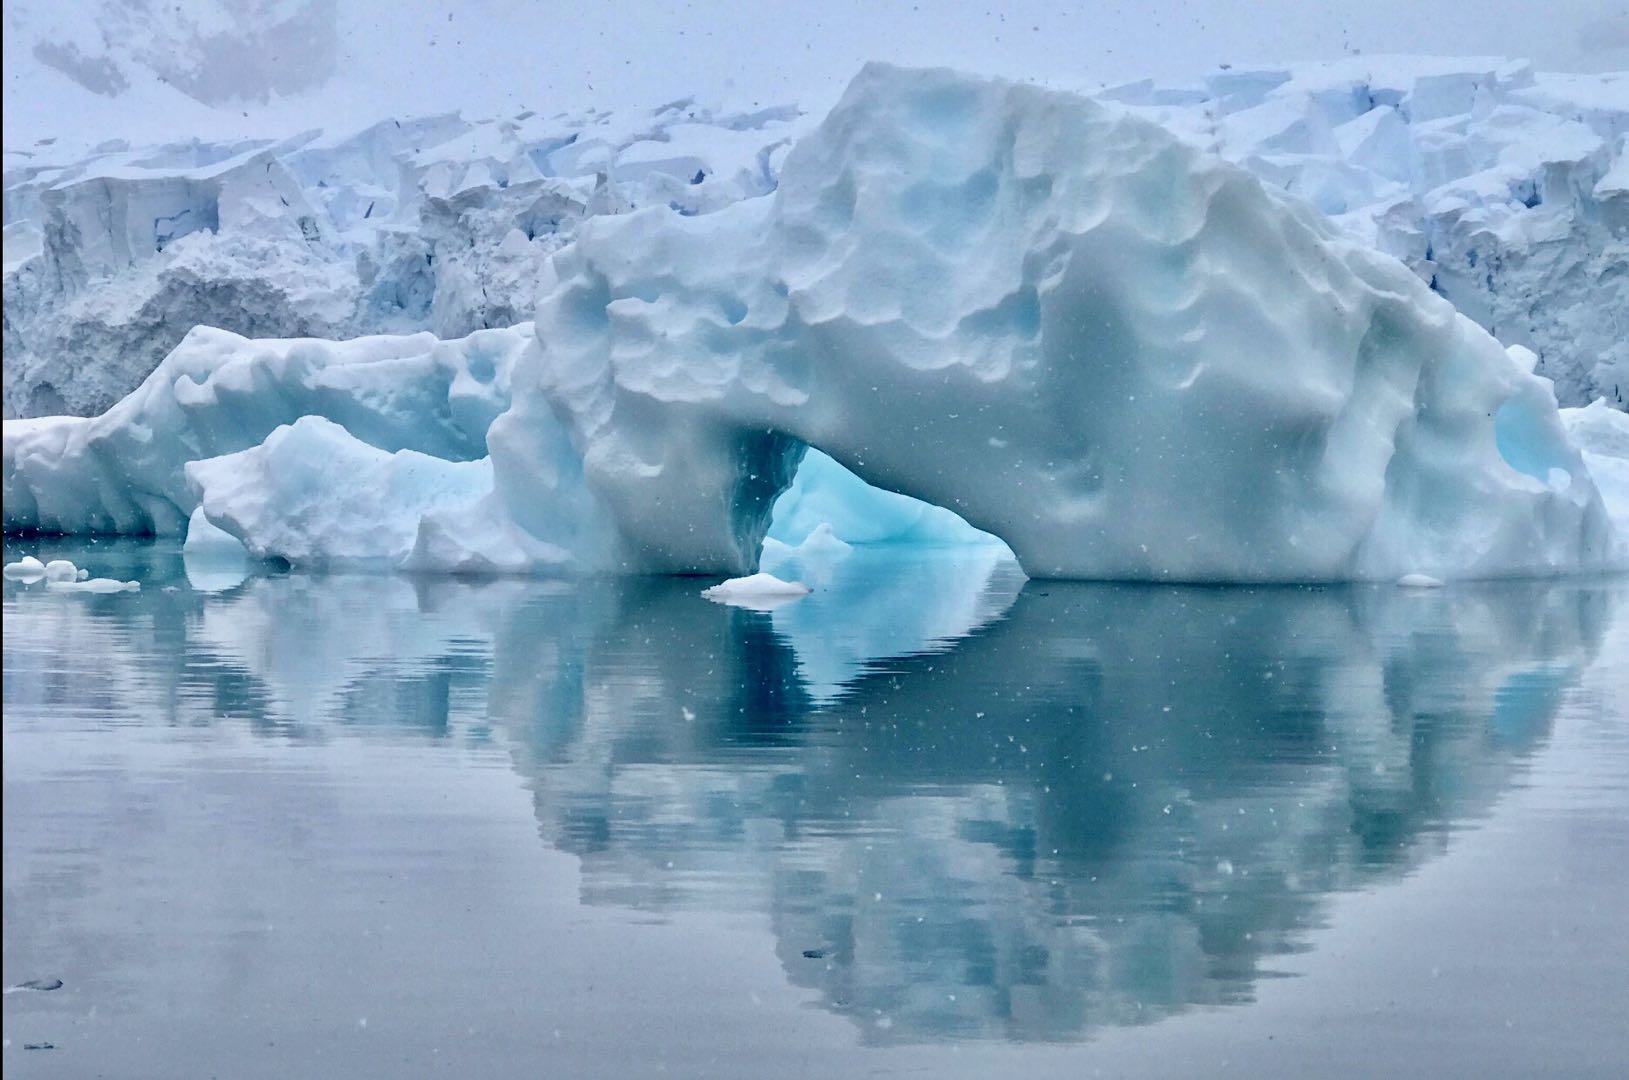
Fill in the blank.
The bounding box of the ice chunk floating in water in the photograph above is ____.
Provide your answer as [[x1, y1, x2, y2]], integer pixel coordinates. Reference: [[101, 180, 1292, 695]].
[[702, 573, 812, 610], [43, 559, 86, 582], [46, 577, 141, 593], [3, 555, 46, 581], [3, 65, 1624, 582], [2, 553, 137, 592]]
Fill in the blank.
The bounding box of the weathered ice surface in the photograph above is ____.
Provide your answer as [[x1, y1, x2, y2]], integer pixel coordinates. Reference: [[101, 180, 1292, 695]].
[[3, 323, 528, 536], [492, 63, 1618, 580]]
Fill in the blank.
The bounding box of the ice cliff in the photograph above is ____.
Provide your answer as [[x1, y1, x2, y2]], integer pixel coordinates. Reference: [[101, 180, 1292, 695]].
[[5, 64, 1621, 583], [5, 57, 1624, 420]]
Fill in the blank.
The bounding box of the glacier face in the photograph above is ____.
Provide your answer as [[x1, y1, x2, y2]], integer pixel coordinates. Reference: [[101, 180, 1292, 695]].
[[3, 64, 1624, 582], [3, 101, 801, 418], [1105, 59, 1629, 411], [5, 57, 1624, 421]]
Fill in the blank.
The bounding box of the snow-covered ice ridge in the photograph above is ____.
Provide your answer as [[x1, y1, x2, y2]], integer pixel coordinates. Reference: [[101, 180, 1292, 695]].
[[6, 64, 1623, 584], [4, 56, 1625, 421]]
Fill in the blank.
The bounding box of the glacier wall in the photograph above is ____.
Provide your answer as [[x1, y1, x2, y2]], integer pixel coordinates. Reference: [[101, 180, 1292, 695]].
[[3, 102, 800, 418], [5, 57, 1623, 421], [1104, 59, 1629, 411]]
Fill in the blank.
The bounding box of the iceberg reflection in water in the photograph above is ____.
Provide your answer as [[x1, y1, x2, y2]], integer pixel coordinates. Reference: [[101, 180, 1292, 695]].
[[1, 539, 1619, 1049]]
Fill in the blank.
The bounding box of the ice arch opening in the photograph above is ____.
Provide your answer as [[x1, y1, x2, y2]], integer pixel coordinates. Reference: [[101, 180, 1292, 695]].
[[765, 447, 1009, 554]]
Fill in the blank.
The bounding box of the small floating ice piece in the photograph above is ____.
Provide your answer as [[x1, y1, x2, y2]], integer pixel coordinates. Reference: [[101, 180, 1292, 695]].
[[3, 555, 46, 581], [1396, 573, 1445, 588], [46, 577, 141, 594], [43, 559, 81, 582], [701, 572, 812, 609]]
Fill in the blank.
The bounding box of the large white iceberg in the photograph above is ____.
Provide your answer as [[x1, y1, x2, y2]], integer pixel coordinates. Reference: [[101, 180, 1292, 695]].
[[491, 63, 1618, 581], [3, 65, 1624, 582]]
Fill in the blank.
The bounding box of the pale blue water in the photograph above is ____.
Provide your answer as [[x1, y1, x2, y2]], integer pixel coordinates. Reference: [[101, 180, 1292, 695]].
[[4, 539, 1627, 1078]]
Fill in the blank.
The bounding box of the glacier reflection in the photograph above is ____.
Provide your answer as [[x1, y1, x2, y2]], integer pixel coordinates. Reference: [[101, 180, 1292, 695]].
[[2, 540, 1614, 1042]]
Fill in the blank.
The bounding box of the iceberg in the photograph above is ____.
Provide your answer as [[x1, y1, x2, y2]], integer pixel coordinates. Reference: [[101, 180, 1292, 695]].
[[497, 63, 1618, 581], [3, 65, 1624, 583]]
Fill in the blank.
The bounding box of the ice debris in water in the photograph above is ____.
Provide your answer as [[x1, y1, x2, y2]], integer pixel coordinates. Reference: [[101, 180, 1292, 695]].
[[3, 979, 63, 994], [3, 555, 46, 581], [701, 573, 812, 610], [1396, 573, 1446, 588], [48, 577, 141, 593], [3, 555, 137, 592]]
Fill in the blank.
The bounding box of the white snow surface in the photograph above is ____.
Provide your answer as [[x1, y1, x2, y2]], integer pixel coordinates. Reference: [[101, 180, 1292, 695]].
[[4, 63, 1627, 583], [6, 55, 1624, 420]]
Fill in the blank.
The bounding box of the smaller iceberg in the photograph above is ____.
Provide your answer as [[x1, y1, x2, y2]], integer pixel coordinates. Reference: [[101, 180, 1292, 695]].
[[702, 573, 812, 610]]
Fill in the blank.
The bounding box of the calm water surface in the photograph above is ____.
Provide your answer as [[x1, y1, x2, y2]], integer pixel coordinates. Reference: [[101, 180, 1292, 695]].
[[4, 539, 1627, 1078]]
